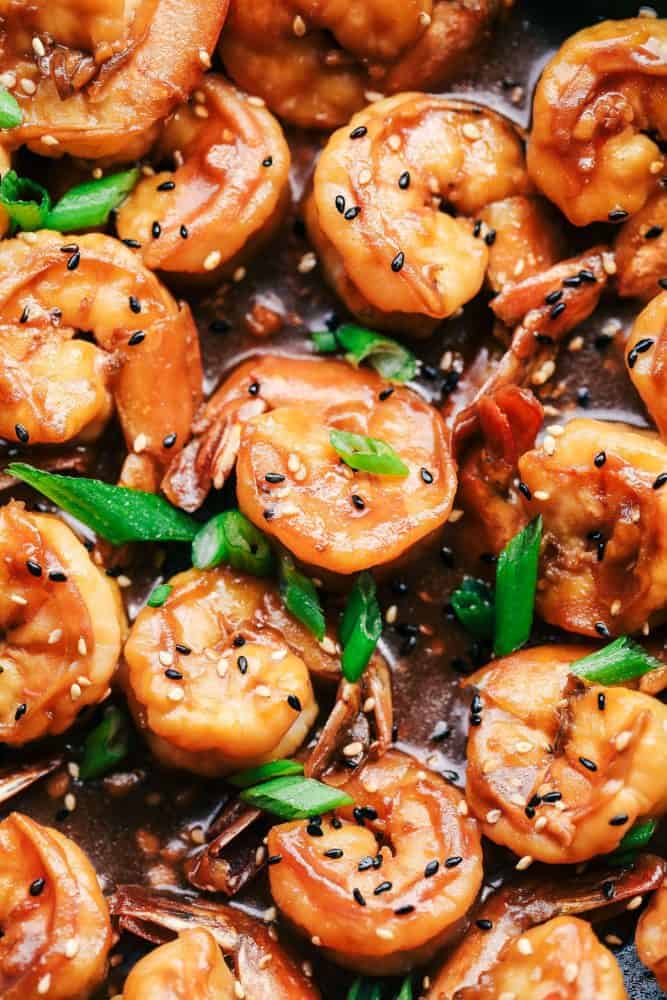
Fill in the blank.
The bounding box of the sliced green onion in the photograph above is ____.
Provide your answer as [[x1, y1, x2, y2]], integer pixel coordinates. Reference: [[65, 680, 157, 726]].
[[494, 517, 542, 658], [147, 583, 173, 608], [7, 464, 198, 545], [279, 553, 325, 641], [451, 578, 495, 640], [336, 324, 417, 383], [347, 981, 383, 1000], [228, 759, 304, 789], [340, 571, 382, 683], [396, 978, 413, 1000], [80, 706, 131, 780], [0, 171, 50, 232], [605, 819, 658, 866], [329, 429, 408, 478], [192, 510, 274, 576], [311, 330, 339, 354], [0, 87, 22, 129], [46, 168, 139, 232], [572, 637, 662, 686], [240, 775, 353, 819]]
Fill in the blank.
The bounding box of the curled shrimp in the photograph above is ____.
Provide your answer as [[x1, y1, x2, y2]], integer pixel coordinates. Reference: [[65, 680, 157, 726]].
[[625, 290, 667, 439], [163, 356, 455, 573], [0, 812, 112, 999], [219, 1, 508, 130], [305, 94, 530, 334], [267, 750, 483, 975], [122, 564, 338, 775], [637, 878, 667, 990], [480, 195, 564, 295], [615, 191, 667, 301], [518, 418, 667, 637], [465, 644, 667, 865], [116, 75, 291, 278], [0, 0, 228, 161], [0, 231, 202, 490], [527, 18, 667, 227], [122, 928, 236, 999], [0, 501, 125, 745]]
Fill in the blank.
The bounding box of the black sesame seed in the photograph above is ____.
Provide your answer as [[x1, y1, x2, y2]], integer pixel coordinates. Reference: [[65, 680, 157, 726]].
[[534, 332, 554, 345], [353, 807, 366, 826], [262, 156, 273, 167], [128, 330, 145, 346], [350, 126, 367, 139], [335, 195, 345, 214], [541, 791, 562, 803], [608, 209, 629, 223], [395, 905, 414, 915], [469, 714, 482, 726], [353, 888, 366, 906], [287, 694, 301, 711], [351, 494, 365, 510], [476, 919, 493, 930], [518, 481, 532, 500], [659, 278, 667, 291], [525, 806, 536, 819], [267, 855, 282, 865], [594, 451, 606, 468], [129, 295, 141, 313], [29, 878, 45, 896], [391, 251, 405, 272], [628, 338, 655, 368], [361, 806, 377, 821], [421, 468, 434, 484], [598, 692, 606, 711], [578, 269, 597, 284], [60, 243, 79, 253], [237, 655, 248, 674], [152, 221, 162, 238], [66, 250, 80, 271], [179, 225, 188, 239], [15, 423, 29, 443], [374, 881, 393, 895], [545, 289, 563, 305], [579, 756, 598, 772], [550, 301, 566, 320], [306, 822, 323, 837], [484, 229, 497, 246], [210, 318, 231, 334], [233, 636, 246, 647], [165, 668, 183, 680], [577, 386, 591, 408], [19, 304, 30, 323], [344, 206, 360, 221], [424, 860, 439, 878], [175, 644, 191, 655], [595, 621, 610, 637], [445, 856, 463, 868], [49, 571, 67, 582], [157, 180, 176, 191], [653, 472, 667, 490], [562, 275, 583, 288], [609, 814, 629, 826], [325, 848, 343, 859], [163, 432, 177, 449], [358, 856, 375, 871], [248, 381, 260, 395], [379, 387, 394, 401], [602, 880, 616, 900], [14, 703, 27, 721], [645, 225, 663, 240], [398, 171, 410, 190], [26, 559, 42, 577], [431, 721, 450, 742], [265, 472, 286, 484], [440, 546, 455, 568], [122, 238, 142, 249], [473, 219, 482, 238]]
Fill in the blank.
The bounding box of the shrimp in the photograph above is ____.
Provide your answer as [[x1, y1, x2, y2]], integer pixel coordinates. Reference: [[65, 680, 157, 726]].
[[121, 564, 338, 775], [527, 18, 667, 227], [0, 501, 125, 745], [0, 0, 228, 161], [219, 1, 508, 130], [0, 812, 112, 999], [518, 418, 667, 637], [465, 645, 667, 865], [113, 884, 321, 999], [615, 191, 667, 301], [480, 195, 564, 295], [122, 929, 236, 999], [115, 75, 291, 278], [163, 356, 456, 574], [625, 290, 667, 439], [636, 878, 667, 990], [0, 231, 202, 490], [304, 94, 530, 334], [267, 750, 483, 975]]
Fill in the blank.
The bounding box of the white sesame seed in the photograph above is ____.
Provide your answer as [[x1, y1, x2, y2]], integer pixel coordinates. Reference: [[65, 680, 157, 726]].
[[298, 252, 317, 274], [486, 809, 502, 824], [458, 799, 469, 816], [543, 434, 556, 456], [343, 741, 363, 758], [293, 14, 306, 36], [64, 792, 76, 812], [462, 122, 481, 140], [158, 650, 173, 667], [534, 815, 548, 832], [77, 636, 87, 657], [515, 855, 534, 871], [117, 575, 132, 589], [217, 658, 229, 677], [203, 250, 222, 271], [564, 962, 578, 983], [67, 762, 80, 779], [311, 935, 322, 946], [20, 77, 37, 95], [605, 934, 623, 946], [602, 251, 617, 276], [517, 936, 533, 956], [32, 36, 46, 57], [610, 599, 622, 616], [37, 973, 51, 994], [133, 433, 148, 453], [233, 266, 246, 282], [319, 635, 336, 655], [10, 593, 28, 605], [255, 684, 272, 698], [70, 683, 82, 701], [364, 90, 384, 103], [515, 741, 533, 753], [198, 49, 211, 68], [418, 11, 432, 26], [263, 906, 277, 922], [168, 687, 184, 702], [358, 168, 372, 185], [234, 982, 245, 999], [385, 604, 398, 624], [448, 509, 464, 523], [65, 937, 79, 958], [533, 490, 550, 501], [41, 134, 59, 146], [48, 628, 63, 645], [627, 895, 643, 911], [614, 730, 632, 752], [376, 927, 394, 939]]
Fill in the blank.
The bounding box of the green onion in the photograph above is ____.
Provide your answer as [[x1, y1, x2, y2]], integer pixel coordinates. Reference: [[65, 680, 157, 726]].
[[80, 706, 131, 779], [311, 330, 339, 353], [7, 464, 198, 545], [228, 759, 304, 789], [312, 324, 416, 383], [347, 981, 383, 1000], [240, 775, 353, 819], [192, 510, 274, 576], [147, 583, 173, 608], [494, 517, 542, 657], [329, 429, 408, 477], [451, 578, 495, 640], [396, 978, 413, 1000], [46, 168, 139, 232], [0, 87, 22, 130], [572, 637, 662, 686], [0, 171, 50, 232], [605, 819, 657, 867], [279, 553, 325, 641], [340, 571, 382, 682]]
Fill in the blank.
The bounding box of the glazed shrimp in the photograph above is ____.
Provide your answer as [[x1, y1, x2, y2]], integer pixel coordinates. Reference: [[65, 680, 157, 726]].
[[0, 812, 112, 1000], [636, 878, 667, 990], [0, 0, 228, 161], [163, 356, 456, 574], [305, 94, 530, 334], [122, 564, 334, 775], [267, 750, 483, 975], [480, 195, 564, 295], [0, 232, 202, 490], [625, 290, 667, 439], [115, 75, 291, 278], [527, 18, 667, 227], [465, 645, 667, 865], [0, 502, 125, 745], [219, 1, 508, 130], [123, 929, 235, 999], [615, 191, 667, 301], [518, 418, 667, 637]]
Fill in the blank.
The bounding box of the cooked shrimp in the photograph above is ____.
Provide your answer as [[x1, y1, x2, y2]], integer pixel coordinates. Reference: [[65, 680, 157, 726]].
[[114, 884, 321, 999], [219, 1, 508, 130], [480, 195, 564, 295], [0, 501, 125, 745], [465, 645, 667, 865], [625, 290, 667, 439], [637, 879, 667, 990], [527, 18, 667, 227], [0, 812, 111, 999], [518, 418, 667, 637], [615, 191, 667, 301], [122, 564, 336, 775], [305, 94, 530, 334], [267, 750, 483, 975], [163, 355, 456, 573], [0, 0, 228, 161], [123, 929, 235, 999], [115, 75, 291, 278], [0, 232, 202, 489]]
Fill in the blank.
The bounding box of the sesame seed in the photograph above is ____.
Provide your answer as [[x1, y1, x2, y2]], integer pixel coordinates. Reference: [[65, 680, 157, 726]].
[[579, 756, 597, 772], [66, 251, 80, 271], [70, 682, 82, 701], [398, 171, 410, 190], [64, 937, 79, 958], [163, 432, 177, 449], [30, 877, 46, 896], [343, 740, 363, 757], [627, 895, 643, 911], [37, 973, 51, 994], [395, 904, 414, 915], [517, 936, 533, 956], [203, 250, 222, 271], [158, 650, 173, 667], [445, 855, 463, 868], [476, 918, 493, 930], [293, 14, 306, 36], [167, 687, 184, 702], [391, 251, 405, 272], [287, 694, 302, 711], [133, 433, 148, 453], [608, 209, 628, 222], [344, 206, 361, 221], [609, 814, 629, 826], [353, 888, 366, 906], [486, 809, 502, 824], [424, 860, 439, 877], [128, 330, 145, 346], [14, 423, 29, 443], [237, 655, 248, 674], [515, 855, 533, 871], [20, 77, 36, 94], [614, 730, 632, 751], [652, 472, 667, 490]]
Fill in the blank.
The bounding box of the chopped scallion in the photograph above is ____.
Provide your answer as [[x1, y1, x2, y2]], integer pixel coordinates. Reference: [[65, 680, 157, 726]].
[[228, 759, 305, 789], [572, 637, 662, 686], [340, 571, 382, 682], [46, 168, 139, 232], [330, 429, 408, 477], [80, 706, 131, 779], [494, 517, 542, 657], [279, 553, 325, 641], [240, 775, 353, 819], [147, 583, 173, 608], [192, 510, 274, 576], [451, 578, 495, 640]]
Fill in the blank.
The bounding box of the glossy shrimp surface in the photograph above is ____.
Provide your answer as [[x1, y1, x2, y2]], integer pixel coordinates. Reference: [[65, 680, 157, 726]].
[[636, 879, 667, 991], [615, 191, 667, 301], [465, 645, 667, 864], [0, 0, 228, 161], [518, 418, 667, 637], [528, 18, 667, 226], [0, 812, 111, 1000], [267, 750, 483, 975], [122, 565, 332, 775], [163, 356, 456, 573], [0, 232, 202, 488], [625, 290, 667, 440], [0, 502, 125, 745], [219, 1, 507, 130], [116, 75, 291, 277], [123, 928, 235, 999], [305, 94, 530, 334]]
